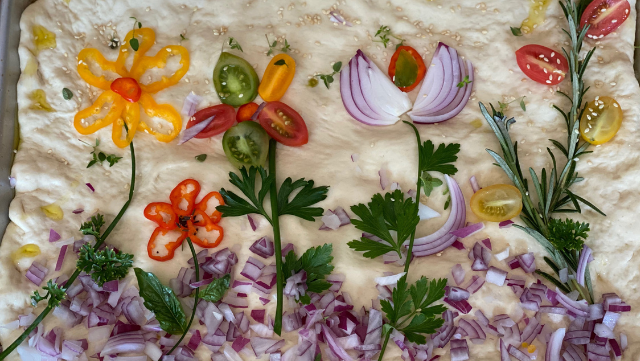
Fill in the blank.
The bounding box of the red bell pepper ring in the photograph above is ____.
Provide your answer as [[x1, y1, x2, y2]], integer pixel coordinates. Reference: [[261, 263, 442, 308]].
[[170, 179, 201, 217], [147, 228, 186, 262], [143, 202, 177, 230], [187, 220, 224, 249], [195, 191, 225, 224]]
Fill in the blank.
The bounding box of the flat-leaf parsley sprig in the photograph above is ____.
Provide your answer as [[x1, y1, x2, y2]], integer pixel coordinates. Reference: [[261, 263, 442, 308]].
[[217, 139, 329, 335], [478, 0, 601, 302], [0, 131, 137, 361], [281, 244, 335, 304]]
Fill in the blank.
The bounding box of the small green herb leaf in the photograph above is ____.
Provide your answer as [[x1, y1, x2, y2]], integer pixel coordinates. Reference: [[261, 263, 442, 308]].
[[80, 214, 105, 239], [228, 37, 243, 52], [199, 274, 231, 302], [130, 38, 139, 51], [456, 75, 472, 88], [62, 88, 73, 100], [420, 173, 444, 197], [333, 61, 342, 72], [510, 26, 523, 36], [374, 25, 404, 48], [281, 39, 291, 53], [135, 268, 188, 335], [520, 97, 527, 111], [274, 59, 287, 66], [418, 140, 460, 176], [31, 280, 65, 308], [180, 34, 188, 41], [195, 154, 207, 162]]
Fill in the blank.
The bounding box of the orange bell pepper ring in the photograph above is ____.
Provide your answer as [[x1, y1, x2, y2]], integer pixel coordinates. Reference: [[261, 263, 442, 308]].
[[195, 192, 225, 224], [258, 54, 296, 102], [137, 93, 182, 143], [114, 28, 156, 77], [170, 179, 201, 217], [144, 202, 177, 230], [129, 45, 190, 94], [147, 228, 186, 262], [74, 90, 125, 135], [77, 48, 119, 90]]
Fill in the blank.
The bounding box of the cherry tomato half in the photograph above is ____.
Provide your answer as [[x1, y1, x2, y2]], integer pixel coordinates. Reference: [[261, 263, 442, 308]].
[[515, 45, 569, 86], [258, 54, 296, 102], [236, 102, 260, 122], [470, 184, 523, 222], [388, 46, 426, 92], [580, 96, 623, 145], [110, 77, 142, 103], [257, 101, 308, 147], [213, 52, 259, 107], [580, 0, 630, 39], [186, 104, 236, 138]]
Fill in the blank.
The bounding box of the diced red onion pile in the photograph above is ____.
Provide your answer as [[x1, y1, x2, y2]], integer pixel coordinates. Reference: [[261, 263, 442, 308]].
[[319, 207, 351, 231]]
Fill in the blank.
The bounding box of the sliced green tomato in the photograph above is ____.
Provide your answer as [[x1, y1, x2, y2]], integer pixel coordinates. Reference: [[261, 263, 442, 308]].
[[222, 121, 269, 168], [213, 52, 259, 107], [393, 49, 419, 88]]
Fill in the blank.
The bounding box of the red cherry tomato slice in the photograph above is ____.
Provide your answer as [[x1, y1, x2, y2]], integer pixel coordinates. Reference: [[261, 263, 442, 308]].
[[257, 101, 308, 147], [515, 45, 569, 86], [236, 102, 259, 122], [388, 46, 427, 92], [147, 228, 186, 262], [169, 179, 201, 217], [186, 104, 236, 138], [110, 77, 142, 103], [143, 202, 177, 230], [580, 0, 630, 39]]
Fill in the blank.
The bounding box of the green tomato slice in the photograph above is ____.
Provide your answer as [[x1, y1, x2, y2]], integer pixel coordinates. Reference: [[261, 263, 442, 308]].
[[222, 121, 269, 168], [394, 49, 418, 88], [213, 52, 259, 107]]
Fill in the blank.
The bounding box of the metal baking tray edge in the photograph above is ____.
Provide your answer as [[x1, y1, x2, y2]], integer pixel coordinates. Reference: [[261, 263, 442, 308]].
[[0, 1, 639, 243]]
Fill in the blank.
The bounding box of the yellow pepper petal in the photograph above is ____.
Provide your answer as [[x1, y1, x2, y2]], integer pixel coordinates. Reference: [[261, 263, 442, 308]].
[[258, 54, 296, 102], [137, 93, 182, 143], [32, 25, 56, 53], [12, 244, 41, 263], [29, 89, 54, 112], [115, 28, 156, 77], [77, 48, 119, 90], [112, 102, 141, 148], [74, 90, 126, 135], [41, 204, 63, 220], [130, 45, 190, 94]]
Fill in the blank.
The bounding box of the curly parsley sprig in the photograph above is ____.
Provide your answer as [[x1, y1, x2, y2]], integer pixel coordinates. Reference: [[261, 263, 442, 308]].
[[77, 244, 134, 287], [479, 0, 600, 302], [0, 130, 136, 361], [217, 139, 329, 335]]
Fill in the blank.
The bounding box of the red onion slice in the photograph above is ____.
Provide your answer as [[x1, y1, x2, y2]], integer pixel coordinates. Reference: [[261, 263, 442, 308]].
[[178, 115, 215, 145], [26, 261, 48, 286], [486, 267, 507, 286], [450, 222, 484, 238], [49, 229, 61, 242], [181, 92, 202, 117], [452, 264, 465, 285], [86, 183, 95, 192], [499, 220, 514, 228], [329, 11, 353, 26], [576, 245, 592, 287], [55, 245, 68, 272], [545, 328, 565, 361], [250, 237, 274, 258], [469, 176, 480, 193]]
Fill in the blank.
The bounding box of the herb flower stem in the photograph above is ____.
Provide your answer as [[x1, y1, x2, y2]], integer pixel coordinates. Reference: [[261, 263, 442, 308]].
[[268, 139, 284, 335]]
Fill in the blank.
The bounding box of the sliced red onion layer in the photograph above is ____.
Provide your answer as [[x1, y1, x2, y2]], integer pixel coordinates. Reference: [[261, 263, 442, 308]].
[[181, 92, 201, 117], [412, 176, 466, 257], [464, 275, 485, 294], [72, 208, 84, 214], [495, 247, 510, 261], [247, 215, 258, 231], [499, 220, 514, 228], [55, 245, 68, 272], [486, 267, 507, 286], [375, 272, 405, 286], [469, 176, 480, 193], [340, 50, 412, 126], [515, 253, 536, 273], [418, 203, 440, 221], [409, 42, 474, 123], [9, 176, 16, 188], [250, 237, 274, 259], [320, 207, 351, 231], [451, 222, 484, 238], [178, 115, 215, 145], [329, 11, 353, 26], [555, 287, 589, 317], [576, 245, 592, 287], [450, 338, 469, 361], [451, 240, 465, 250], [452, 264, 465, 285], [49, 229, 61, 242], [86, 183, 95, 192], [26, 261, 48, 286], [545, 328, 565, 361], [445, 286, 470, 301]]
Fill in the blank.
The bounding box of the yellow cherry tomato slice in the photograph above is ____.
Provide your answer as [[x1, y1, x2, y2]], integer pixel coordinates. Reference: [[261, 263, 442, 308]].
[[258, 54, 296, 102], [580, 96, 623, 145], [470, 184, 523, 222]]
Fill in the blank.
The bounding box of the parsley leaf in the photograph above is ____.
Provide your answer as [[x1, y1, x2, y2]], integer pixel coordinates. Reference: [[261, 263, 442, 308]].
[[228, 37, 243, 52], [80, 214, 105, 239], [419, 173, 443, 197], [510, 26, 523, 36], [218, 167, 275, 220], [456, 75, 472, 88], [418, 140, 460, 176], [277, 178, 329, 221], [31, 279, 65, 307], [135, 268, 187, 335], [380, 275, 446, 345], [281, 244, 334, 299], [315, 61, 343, 89], [348, 190, 420, 259], [548, 218, 589, 252], [77, 244, 134, 286], [199, 274, 231, 302]]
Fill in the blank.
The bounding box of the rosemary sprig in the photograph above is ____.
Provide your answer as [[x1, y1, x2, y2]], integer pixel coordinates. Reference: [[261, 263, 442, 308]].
[[479, 0, 601, 302], [0, 134, 136, 360]]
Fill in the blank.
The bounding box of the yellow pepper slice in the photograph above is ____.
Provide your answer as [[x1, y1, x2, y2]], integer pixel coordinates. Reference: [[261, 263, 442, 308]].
[[29, 89, 54, 112], [112, 102, 141, 148], [130, 46, 190, 94], [138, 93, 181, 143], [115, 28, 156, 77], [32, 25, 56, 53], [77, 48, 119, 90], [12, 244, 41, 263], [41, 204, 63, 220], [258, 54, 296, 102], [74, 90, 126, 135]]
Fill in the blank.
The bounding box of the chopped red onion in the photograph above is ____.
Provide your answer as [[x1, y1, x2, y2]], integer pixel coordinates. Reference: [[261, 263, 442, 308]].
[[418, 203, 441, 221], [498, 220, 514, 228], [444, 298, 472, 314], [507, 344, 530, 361], [375, 272, 406, 286], [250, 237, 274, 259], [55, 245, 68, 272], [99, 330, 145, 356], [223, 294, 249, 308], [72, 208, 84, 214], [539, 306, 567, 315], [450, 222, 484, 238], [495, 247, 510, 261], [450, 338, 469, 361], [594, 323, 615, 339], [240, 257, 264, 282], [620, 334, 627, 350], [144, 341, 163, 361], [445, 286, 470, 301], [452, 264, 465, 285], [588, 303, 604, 321], [250, 309, 266, 324], [486, 267, 507, 286], [49, 229, 61, 242], [609, 338, 623, 359], [8, 176, 16, 188], [231, 336, 250, 352], [329, 10, 353, 26], [515, 253, 536, 273], [181, 92, 202, 117], [545, 328, 565, 361], [463, 275, 485, 294], [451, 240, 465, 250], [281, 243, 295, 257], [85, 183, 95, 192], [26, 261, 48, 286], [555, 287, 589, 317], [178, 115, 215, 145], [351, 153, 359, 162], [576, 245, 592, 287], [379, 167, 391, 190], [247, 215, 258, 231], [469, 176, 480, 193]]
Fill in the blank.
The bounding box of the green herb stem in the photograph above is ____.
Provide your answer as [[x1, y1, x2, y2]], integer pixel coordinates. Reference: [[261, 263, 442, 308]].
[[268, 139, 284, 336], [404, 121, 423, 273], [0, 137, 136, 361], [165, 237, 200, 357], [378, 332, 392, 361]]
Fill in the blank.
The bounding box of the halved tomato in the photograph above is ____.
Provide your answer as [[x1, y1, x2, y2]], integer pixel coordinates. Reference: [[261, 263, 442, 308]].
[[470, 184, 523, 223], [257, 101, 308, 146], [110, 77, 142, 103], [186, 104, 236, 138], [388, 46, 426, 92], [580, 0, 630, 39], [515, 45, 569, 86]]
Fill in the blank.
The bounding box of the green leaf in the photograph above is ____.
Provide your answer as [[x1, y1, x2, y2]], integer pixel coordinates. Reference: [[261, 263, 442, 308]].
[[199, 274, 231, 302], [98, 152, 107, 162], [383, 275, 413, 324], [520, 98, 526, 111], [80, 214, 105, 239], [274, 59, 287, 66], [409, 277, 447, 314], [333, 61, 342, 72], [547, 218, 589, 252], [281, 244, 334, 297], [456, 75, 472, 89], [228, 37, 243, 52], [195, 154, 207, 162], [31, 279, 65, 308], [130, 38, 139, 51], [347, 237, 396, 259], [510, 26, 523, 36], [419, 173, 443, 197], [77, 244, 134, 286], [418, 140, 460, 175], [400, 313, 445, 344], [135, 268, 187, 335], [277, 177, 329, 221], [62, 88, 73, 100], [217, 167, 274, 220]]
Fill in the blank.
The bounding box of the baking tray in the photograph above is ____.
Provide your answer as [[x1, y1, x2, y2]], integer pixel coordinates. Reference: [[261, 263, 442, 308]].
[[0, 1, 640, 243]]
